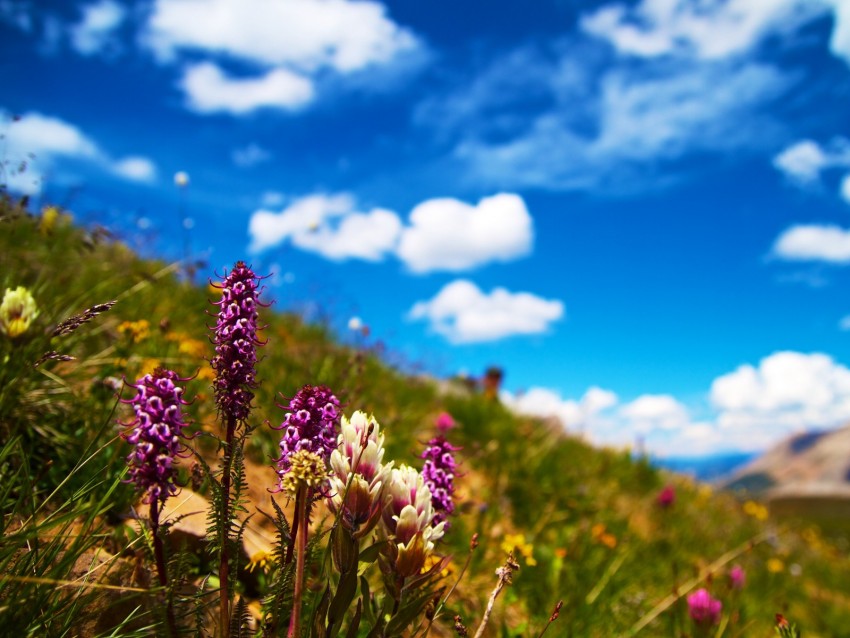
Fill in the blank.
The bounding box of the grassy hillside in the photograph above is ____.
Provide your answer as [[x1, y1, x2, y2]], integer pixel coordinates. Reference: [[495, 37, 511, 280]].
[[1, 196, 848, 637]]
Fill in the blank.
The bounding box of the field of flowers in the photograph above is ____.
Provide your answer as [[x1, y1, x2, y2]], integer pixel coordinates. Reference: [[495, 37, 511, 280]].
[[1, 195, 847, 636]]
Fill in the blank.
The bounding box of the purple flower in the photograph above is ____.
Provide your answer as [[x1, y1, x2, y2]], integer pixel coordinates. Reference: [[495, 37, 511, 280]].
[[687, 588, 722, 626], [421, 435, 460, 527], [121, 368, 190, 504], [728, 564, 746, 590], [657, 484, 676, 508], [210, 261, 263, 422], [274, 385, 341, 491]]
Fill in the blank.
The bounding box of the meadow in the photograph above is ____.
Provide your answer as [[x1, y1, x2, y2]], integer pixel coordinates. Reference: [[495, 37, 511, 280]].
[[0, 194, 846, 637]]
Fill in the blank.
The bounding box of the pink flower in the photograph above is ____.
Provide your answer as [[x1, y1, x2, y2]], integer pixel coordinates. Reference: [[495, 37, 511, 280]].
[[657, 484, 676, 508], [728, 564, 746, 590], [687, 588, 722, 626], [435, 412, 456, 433]]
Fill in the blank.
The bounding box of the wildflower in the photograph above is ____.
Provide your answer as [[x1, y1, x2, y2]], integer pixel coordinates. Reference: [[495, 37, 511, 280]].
[[210, 261, 263, 423], [328, 411, 392, 538], [591, 522, 618, 549], [656, 484, 675, 508], [274, 384, 340, 492], [421, 433, 459, 527], [743, 500, 769, 521], [0, 286, 39, 338], [383, 465, 445, 577], [121, 368, 190, 505], [728, 564, 745, 590], [687, 588, 722, 626], [280, 450, 331, 497], [247, 550, 272, 573], [118, 319, 151, 343], [435, 411, 455, 433], [767, 558, 785, 573], [501, 533, 537, 566]]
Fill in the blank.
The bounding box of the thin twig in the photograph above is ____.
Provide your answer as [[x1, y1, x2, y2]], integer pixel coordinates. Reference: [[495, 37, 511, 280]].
[[472, 552, 519, 638]]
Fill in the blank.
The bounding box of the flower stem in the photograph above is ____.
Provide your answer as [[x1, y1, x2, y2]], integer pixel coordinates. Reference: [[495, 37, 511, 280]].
[[288, 485, 310, 638], [219, 415, 237, 638], [151, 499, 178, 638]]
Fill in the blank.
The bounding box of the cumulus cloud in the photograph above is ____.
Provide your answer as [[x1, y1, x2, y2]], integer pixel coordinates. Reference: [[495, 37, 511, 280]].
[[248, 193, 402, 261], [501, 351, 850, 456], [249, 191, 536, 272], [232, 143, 272, 168], [2, 111, 158, 193], [70, 0, 125, 56], [772, 224, 850, 263], [580, 0, 829, 60], [144, 0, 418, 71], [180, 62, 314, 114], [408, 280, 564, 343], [711, 351, 850, 434], [397, 193, 533, 273], [111, 156, 157, 183], [773, 137, 850, 185]]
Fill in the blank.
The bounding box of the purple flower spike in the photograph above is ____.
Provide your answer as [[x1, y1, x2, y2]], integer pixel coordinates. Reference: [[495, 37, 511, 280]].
[[210, 261, 264, 422], [274, 385, 341, 491], [121, 368, 190, 504], [421, 435, 460, 528]]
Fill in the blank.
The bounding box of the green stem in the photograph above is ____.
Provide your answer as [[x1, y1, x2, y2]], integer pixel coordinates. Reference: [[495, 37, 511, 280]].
[[151, 499, 178, 638]]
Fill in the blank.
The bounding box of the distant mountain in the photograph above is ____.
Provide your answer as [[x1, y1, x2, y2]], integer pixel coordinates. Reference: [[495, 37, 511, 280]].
[[652, 452, 757, 482], [724, 425, 850, 496]]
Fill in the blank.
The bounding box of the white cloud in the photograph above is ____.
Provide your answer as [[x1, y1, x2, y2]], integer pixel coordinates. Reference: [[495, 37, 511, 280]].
[[70, 0, 125, 56], [825, 0, 850, 65], [773, 137, 850, 185], [397, 193, 533, 273], [711, 351, 850, 433], [111, 156, 157, 183], [408, 279, 564, 344], [839, 315, 850, 331], [232, 143, 272, 168], [144, 0, 418, 72], [248, 193, 402, 261], [772, 224, 850, 263], [2, 111, 158, 193], [180, 62, 314, 114], [619, 394, 690, 432], [580, 0, 829, 61], [503, 386, 618, 431], [260, 190, 284, 207], [842, 174, 850, 204], [248, 191, 536, 272]]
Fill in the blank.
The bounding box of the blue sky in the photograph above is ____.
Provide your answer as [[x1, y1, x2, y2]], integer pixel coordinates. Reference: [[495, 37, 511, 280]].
[[3, 0, 850, 457]]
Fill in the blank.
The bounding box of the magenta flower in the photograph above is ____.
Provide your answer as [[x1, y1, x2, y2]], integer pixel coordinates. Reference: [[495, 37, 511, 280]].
[[435, 412, 456, 433], [210, 261, 264, 422], [656, 484, 676, 508], [728, 564, 746, 590], [421, 435, 460, 527], [121, 368, 190, 504], [274, 385, 341, 492], [687, 588, 722, 626]]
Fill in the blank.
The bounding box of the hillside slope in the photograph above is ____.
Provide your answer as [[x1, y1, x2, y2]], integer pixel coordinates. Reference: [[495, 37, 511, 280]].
[[2, 198, 850, 637]]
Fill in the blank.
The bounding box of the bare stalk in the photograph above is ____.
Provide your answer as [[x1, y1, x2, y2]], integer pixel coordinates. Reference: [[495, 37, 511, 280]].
[[472, 552, 519, 638], [219, 415, 237, 638], [151, 499, 178, 638], [288, 484, 310, 638]]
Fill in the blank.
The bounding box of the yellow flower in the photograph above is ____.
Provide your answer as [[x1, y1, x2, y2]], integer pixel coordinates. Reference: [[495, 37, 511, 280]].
[[39, 206, 71, 235], [743, 500, 769, 521], [767, 558, 785, 573], [421, 553, 452, 577], [0, 286, 39, 338], [137, 358, 161, 377], [247, 550, 272, 573], [117, 320, 151, 343], [502, 533, 537, 566]]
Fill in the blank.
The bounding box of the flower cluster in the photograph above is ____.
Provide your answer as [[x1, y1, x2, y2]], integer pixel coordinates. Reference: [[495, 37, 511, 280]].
[[687, 588, 722, 626], [0, 286, 39, 338], [328, 411, 392, 538], [275, 385, 341, 492], [210, 262, 262, 422], [383, 465, 445, 577], [121, 368, 190, 504], [421, 435, 459, 527], [656, 484, 676, 508]]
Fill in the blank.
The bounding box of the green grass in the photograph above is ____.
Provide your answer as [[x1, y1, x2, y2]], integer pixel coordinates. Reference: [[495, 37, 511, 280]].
[[2, 195, 850, 637]]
